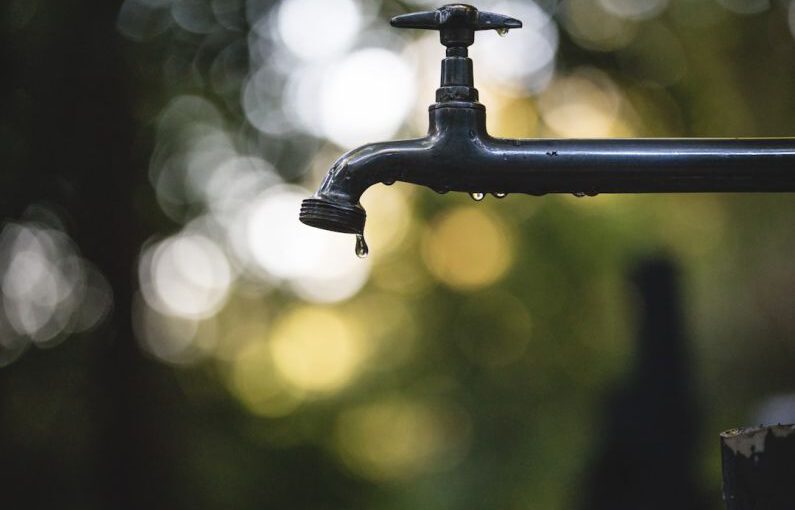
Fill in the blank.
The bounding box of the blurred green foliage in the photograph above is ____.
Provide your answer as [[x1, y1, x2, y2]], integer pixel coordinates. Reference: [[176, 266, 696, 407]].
[[1, 1, 795, 509]]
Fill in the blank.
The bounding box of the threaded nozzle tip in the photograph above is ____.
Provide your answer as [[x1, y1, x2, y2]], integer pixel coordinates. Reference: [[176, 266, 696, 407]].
[[299, 198, 366, 235]]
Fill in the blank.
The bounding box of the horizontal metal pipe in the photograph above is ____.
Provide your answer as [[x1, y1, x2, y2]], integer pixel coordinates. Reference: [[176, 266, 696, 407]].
[[481, 138, 795, 194], [301, 104, 795, 235]]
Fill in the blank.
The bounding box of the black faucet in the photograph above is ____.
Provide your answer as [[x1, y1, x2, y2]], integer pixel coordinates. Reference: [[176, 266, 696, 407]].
[[300, 4, 795, 253]]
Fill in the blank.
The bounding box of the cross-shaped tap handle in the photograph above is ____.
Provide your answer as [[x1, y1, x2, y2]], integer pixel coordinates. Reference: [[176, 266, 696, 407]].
[[391, 4, 522, 49]]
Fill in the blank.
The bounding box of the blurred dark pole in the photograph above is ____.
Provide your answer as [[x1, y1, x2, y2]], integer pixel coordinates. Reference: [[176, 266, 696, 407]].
[[0, 1, 178, 508], [721, 425, 795, 510], [579, 257, 706, 509]]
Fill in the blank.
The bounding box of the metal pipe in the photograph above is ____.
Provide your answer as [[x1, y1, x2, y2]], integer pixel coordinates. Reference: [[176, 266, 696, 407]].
[[299, 4, 795, 239], [480, 138, 795, 194], [300, 104, 795, 237]]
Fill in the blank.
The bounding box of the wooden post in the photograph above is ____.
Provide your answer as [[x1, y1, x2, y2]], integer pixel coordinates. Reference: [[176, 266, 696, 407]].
[[721, 424, 795, 509]]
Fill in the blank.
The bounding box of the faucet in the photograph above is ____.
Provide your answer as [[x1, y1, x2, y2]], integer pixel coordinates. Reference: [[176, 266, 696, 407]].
[[299, 4, 795, 255]]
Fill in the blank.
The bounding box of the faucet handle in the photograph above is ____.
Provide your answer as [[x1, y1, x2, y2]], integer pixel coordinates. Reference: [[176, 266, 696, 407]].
[[391, 4, 522, 49]]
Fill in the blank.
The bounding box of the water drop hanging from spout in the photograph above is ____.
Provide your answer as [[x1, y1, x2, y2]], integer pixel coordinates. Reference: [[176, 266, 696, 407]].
[[497, 28, 509, 36], [493, 192, 507, 199], [355, 234, 369, 258], [470, 192, 485, 201]]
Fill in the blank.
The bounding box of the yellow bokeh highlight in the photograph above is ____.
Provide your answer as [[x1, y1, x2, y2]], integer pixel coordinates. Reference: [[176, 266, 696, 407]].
[[360, 183, 413, 256], [562, 0, 638, 52], [334, 398, 470, 481], [270, 306, 364, 394], [212, 296, 271, 362], [494, 96, 539, 139], [230, 340, 303, 418], [479, 85, 540, 139], [422, 206, 513, 291], [538, 68, 635, 138]]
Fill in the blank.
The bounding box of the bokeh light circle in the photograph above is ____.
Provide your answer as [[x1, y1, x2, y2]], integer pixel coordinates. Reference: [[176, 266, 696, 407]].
[[538, 68, 626, 138], [0, 223, 106, 347], [598, 0, 669, 20], [233, 185, 370, 303], [269, 307, 364, 394], [335, 398, 471, 481], [472, 1, 558, 92], [140, 233, 233, 319], [320, 48, 415, 149], [231, 340, 304, 417], [422, 206, 513, 291], [277, 0, 361, 61]]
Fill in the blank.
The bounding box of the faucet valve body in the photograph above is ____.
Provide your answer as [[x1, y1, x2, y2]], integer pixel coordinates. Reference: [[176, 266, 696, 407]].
[[438, 50, 477, 102], [300, 4, 522, 237]]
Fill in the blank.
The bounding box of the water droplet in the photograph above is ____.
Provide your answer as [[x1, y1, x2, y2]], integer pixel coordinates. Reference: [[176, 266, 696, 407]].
[[497, 28, 509, 37], [573, 192, 586, 198], [493, 192, 507, 199], [383, 178, 395, 186], [355, 234, 369, 259], [470, 192, 485, 201], [586, 192, 599, 197]]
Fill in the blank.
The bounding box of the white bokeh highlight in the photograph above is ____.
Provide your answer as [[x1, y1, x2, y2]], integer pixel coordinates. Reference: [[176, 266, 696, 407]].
[[277, 0, 361, 61], [319, 48, 416, 149], [234, 185, 370, 303], [140, 233, 233, 319], [597, 0, 669, 20], [0, 221, 112, 361], [472, 1, 558, 93]]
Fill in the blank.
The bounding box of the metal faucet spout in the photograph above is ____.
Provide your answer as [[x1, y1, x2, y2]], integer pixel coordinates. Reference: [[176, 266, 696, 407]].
[[299, 136, 436, 235], [299, 4, 795, 243]]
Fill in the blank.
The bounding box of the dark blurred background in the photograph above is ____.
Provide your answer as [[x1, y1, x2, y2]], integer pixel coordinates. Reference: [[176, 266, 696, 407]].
[[1, 0, 795, 509]]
